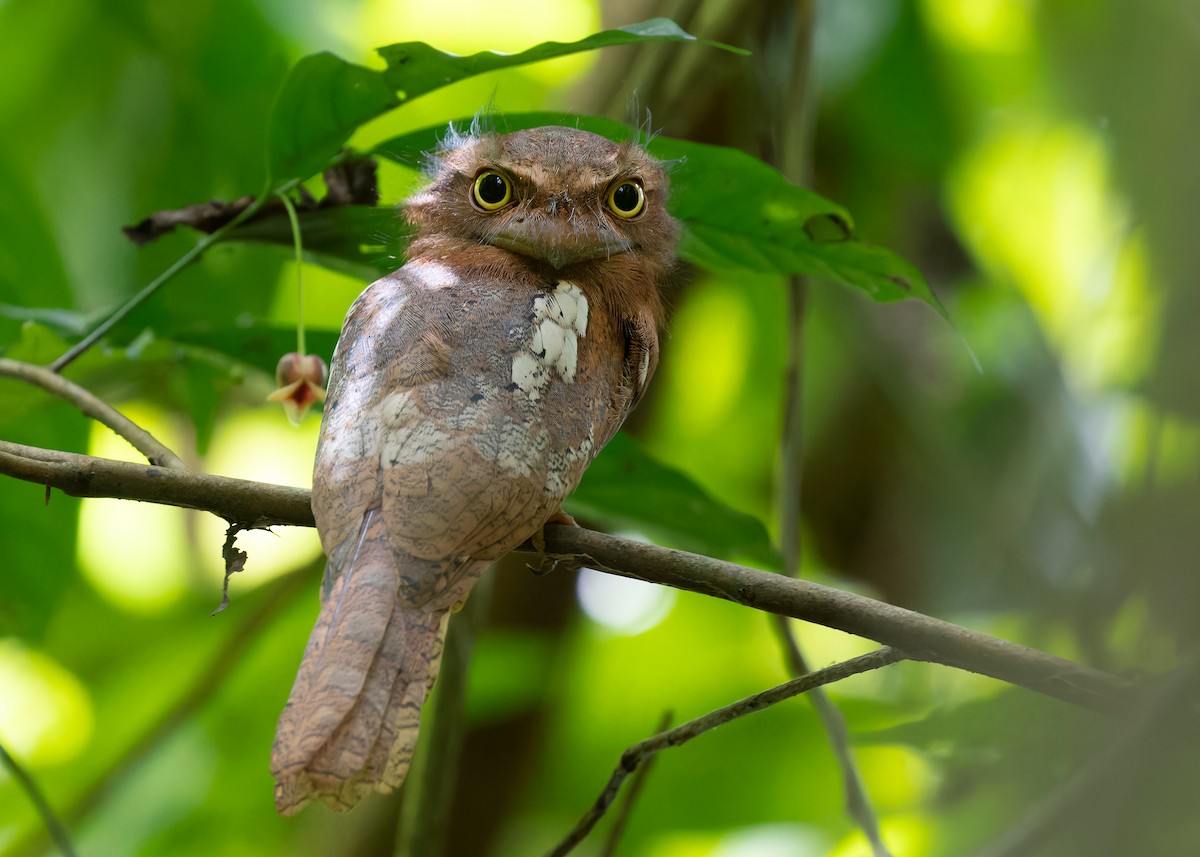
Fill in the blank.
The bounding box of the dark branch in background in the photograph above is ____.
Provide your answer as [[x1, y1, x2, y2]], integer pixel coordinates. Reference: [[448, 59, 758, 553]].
[[760, 0, 889, 852], [122, 158, 379, 245], [970, 645, 1200, 857], [394, 576, 494, 857], [545, 648, 906, 857], [0, 741, 79, 857], [0, 441, 1135, 712]]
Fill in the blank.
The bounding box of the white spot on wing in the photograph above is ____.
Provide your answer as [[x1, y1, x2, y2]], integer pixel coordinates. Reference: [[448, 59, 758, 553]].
[[411, 260, 460, 290], [559, 331, 578, 382], [538, 320, 565, 365], [556, 281, 589, 336], [511, 352, 546, 396], [510, 281, 591, 401]]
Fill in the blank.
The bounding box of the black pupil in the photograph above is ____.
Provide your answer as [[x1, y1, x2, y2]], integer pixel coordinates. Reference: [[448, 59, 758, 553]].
[[613, 183, 640, 212], [478, 173, 508, 204]]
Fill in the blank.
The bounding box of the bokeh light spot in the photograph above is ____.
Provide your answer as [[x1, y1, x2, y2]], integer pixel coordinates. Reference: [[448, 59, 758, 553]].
[[77, 403, 190, 612], [358, 0, 600, 85], [576, 567, 675, 635], [713, 824, 828, 857], [657, 280, 752, 432], [921, 0, 1034, 53], [196, 407, 324, 586], [0, 640, 93, 767], [949, 120, 1151, 391]]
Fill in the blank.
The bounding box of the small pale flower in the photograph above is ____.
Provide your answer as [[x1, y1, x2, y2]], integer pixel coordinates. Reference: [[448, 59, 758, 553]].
[[267, 352, 328, 424]]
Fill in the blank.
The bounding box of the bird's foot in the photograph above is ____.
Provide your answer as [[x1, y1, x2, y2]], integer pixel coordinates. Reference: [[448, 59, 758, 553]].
[[528, 507, 577, 575]]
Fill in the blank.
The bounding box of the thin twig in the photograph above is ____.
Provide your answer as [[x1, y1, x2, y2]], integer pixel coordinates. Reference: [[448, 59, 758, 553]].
[[5, 569, 312, 857], [0, 358, 186, 469], [600, 711, 673, 857], [0, 440, 1138, 711], [49, 194, 266, 373], [0, 741, 79, 857], [775, 273, 889, 856], [545, 648, 906, 857]]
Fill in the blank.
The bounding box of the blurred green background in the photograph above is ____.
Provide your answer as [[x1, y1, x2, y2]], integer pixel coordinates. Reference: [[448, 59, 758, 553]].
[[2, 1, 1199, 855]]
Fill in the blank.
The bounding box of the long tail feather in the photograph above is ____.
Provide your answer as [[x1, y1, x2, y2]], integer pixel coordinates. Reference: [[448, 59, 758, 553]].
[[271, 515, 447, 814]]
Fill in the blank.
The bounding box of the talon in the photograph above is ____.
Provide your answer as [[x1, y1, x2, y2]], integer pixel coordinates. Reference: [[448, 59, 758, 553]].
[[545, 508, 578, 528], [529, 508, 575, 576]]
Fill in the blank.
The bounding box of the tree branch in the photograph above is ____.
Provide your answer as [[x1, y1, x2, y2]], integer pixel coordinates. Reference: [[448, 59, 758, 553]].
[[0, 358, 186, 469], [0, 441, 1137, 712], [545, 648, 906, 857], [600, 710, 673, 856], [541, 525, 1134, 713], [0, 441, 312, 528]]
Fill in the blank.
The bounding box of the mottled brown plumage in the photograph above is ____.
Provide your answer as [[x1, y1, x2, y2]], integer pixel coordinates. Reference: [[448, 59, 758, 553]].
[[270, 125, 679, 814]]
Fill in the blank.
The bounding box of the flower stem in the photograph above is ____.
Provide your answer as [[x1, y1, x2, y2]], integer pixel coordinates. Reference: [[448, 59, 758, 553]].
[[276, 191, 306, 356]]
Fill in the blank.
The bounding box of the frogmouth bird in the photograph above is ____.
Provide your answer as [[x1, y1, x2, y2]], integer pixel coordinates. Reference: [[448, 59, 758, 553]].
[[271, 125, 680, 813]]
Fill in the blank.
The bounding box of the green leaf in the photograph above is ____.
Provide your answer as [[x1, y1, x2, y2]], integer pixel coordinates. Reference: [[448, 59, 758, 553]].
[[266, 52, 400, 186], [230, 204, 411, 280], [651, 136, 944, 310], [0, 323, 312, 447], [170, 325, 340, 378], [0, 323, 114, 429], [566, 432, 778, 567], [266, 20, 737, 187], [0, 410, 87, 636], [378, 18, 743, 98]]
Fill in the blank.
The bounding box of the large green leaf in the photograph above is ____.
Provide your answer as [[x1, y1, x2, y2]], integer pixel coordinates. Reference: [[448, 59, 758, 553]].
[[229, 204, 410, 281], [378, 18, 743, 96], [266, 19, 736, 186], [652, 136, 942, 309], [266, 52, 400, 186], [0, 322, 118, 428], [170, 325, 340, 379], [566, 432, 778, 567]]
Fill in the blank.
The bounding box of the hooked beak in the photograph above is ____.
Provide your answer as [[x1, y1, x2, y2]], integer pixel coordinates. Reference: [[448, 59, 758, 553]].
[[486, 222, 631, 270]]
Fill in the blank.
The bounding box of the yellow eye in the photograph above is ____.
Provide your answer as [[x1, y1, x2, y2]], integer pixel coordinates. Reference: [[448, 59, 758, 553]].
[[606, 179, 645, 218], [472, 170, 512, 210]]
